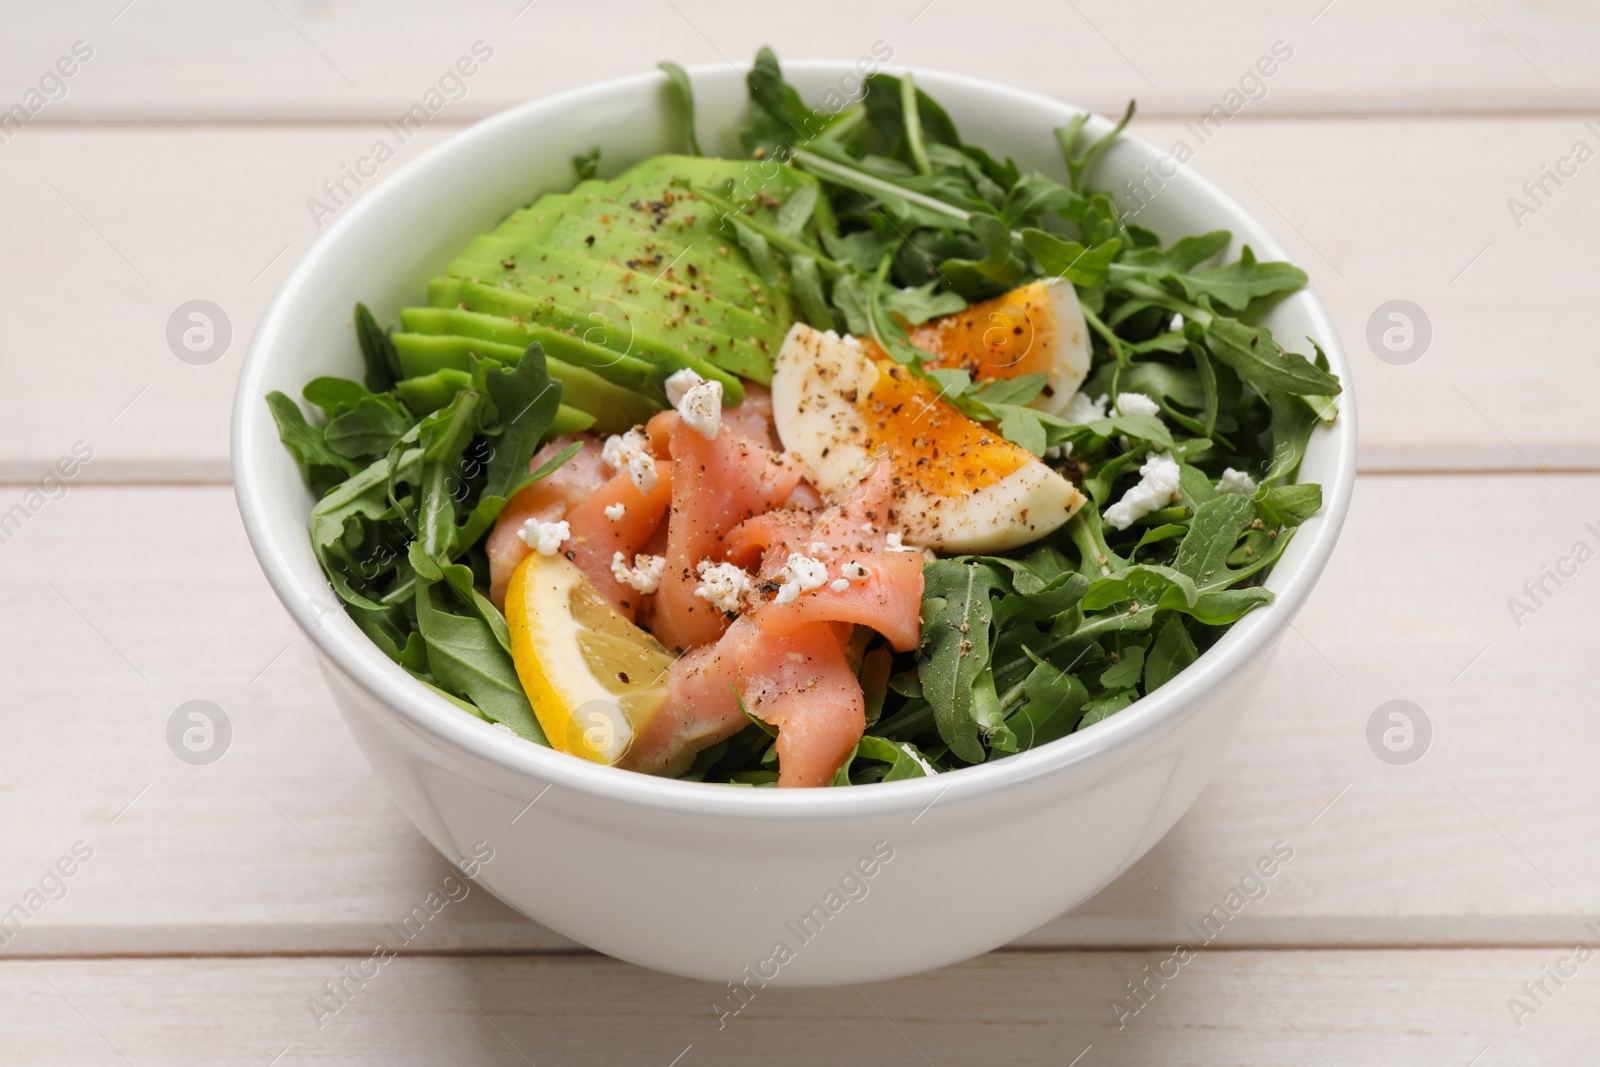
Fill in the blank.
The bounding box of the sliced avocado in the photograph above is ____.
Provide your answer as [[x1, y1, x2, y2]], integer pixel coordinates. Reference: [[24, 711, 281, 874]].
[[428, 277, 747, 402], [422, 155, 817, 388], [391, 333, 660, 433], [398, 306, 661, 397], [393, 367, 594, 434], [449, 240, 780, 343]]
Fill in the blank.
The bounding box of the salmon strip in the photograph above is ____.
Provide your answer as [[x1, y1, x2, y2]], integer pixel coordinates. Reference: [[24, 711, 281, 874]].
[[723, 462, 926, 651], [622, 621, 752, 778], [487, 436, 607, 608], [563, 468, 673, 620], [755, 550, 925, 653], [648, 616, 867, 787], [647, 410, 806, 652], [742, 621, 865, 788]]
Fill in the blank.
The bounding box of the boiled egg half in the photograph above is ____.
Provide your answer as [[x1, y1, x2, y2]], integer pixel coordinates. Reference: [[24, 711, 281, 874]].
[[771, 323, 1086, 553]]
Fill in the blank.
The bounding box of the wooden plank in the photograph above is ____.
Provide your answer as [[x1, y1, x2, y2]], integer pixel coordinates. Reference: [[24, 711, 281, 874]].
[[1, 950, 1590, 1065], [0, 473, 1595, 957], [2, 116, 1597, 481], [5, 0, 1595, 122]]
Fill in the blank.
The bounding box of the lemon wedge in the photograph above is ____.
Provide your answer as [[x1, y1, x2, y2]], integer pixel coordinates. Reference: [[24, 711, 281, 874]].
[[505, 551, 677, 765]]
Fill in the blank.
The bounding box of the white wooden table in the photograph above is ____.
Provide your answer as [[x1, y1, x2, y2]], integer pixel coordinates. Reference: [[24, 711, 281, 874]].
[[3, 2, 1597, 1063]]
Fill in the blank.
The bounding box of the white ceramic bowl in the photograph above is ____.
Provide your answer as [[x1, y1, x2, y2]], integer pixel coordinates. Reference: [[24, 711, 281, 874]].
[[233, 60, 1356, 985]]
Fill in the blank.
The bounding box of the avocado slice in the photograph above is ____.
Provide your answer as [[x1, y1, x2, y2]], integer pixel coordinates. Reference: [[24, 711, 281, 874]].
[[391, 333, 660, 433], [427, 277, 747, 402], [394, 367, 594, 434], [450, 157, 816, 384], [398, 306, 662, 398]]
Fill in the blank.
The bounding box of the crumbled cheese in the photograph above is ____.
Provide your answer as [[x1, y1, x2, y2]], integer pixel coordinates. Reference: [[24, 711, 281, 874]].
[[695, 560, 754, 614], [1217, 467, 1258, 495], [601, 428, 658, 493], [1061, 391, 1109, 424], [604, 502, 627, 521], [1103, 453, 1182, 530], [884, 532, 917, 552], [678, 378, 723, 440], [859, 522, 875, 534], [841, 333, 863, 350], [773, 553, 829, 604], [1044, 443, 1072, 461], [808, 541, 831, 557], [1170, 313, 1184, 331], [840, 562, 871, 581], [829, 578, 850, 593], [611, 551, 666, 594], [1115, 391, 1162, 418], [664, 368, 705, 408], [520, 519, 570, 556]]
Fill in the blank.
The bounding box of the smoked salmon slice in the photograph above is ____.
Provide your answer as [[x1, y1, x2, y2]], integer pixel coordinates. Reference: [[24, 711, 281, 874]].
[[650, 616, 866, 787], [646, 410, 807, 652]]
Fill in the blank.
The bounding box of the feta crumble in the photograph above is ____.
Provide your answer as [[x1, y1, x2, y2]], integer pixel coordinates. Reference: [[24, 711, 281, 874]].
[[519, 519, 570, 556], [1114, 391, 1162, 418], [840, 562, 871, 581], [1217, 467, 1258, 495], [829, 578, 850, 593], [695, 560, 754, 614], [664, 368, 704, 408], [1061, 391, 1108, 424], [773, 553, 829, 604], [808, 541, 831, 557], [884, 532, 917, 552], [604, 502, 627, 521], [601, 428, 658, 493], [1103, 453, 1182, 531], [677, 378, 723, 440], [611, 551, 666, 594]]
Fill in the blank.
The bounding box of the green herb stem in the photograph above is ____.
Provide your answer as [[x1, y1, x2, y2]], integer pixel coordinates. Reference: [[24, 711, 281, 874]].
[[690, 183, 846, 277]]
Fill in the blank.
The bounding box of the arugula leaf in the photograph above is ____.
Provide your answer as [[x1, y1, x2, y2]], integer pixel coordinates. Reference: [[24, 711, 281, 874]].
[[308, 447, 422, 607], [1264, 391, 1318, 484], [1020, 228, 1121, 287], [354, 303, 400, 392], [482, 345, 565, 502], [1256, 483, 1323, 528], [1077, 688, 1137, 731], [265, 390, 358, 489], [1204, 317, 1342, 397], [918, 560, 1002, 764], [409, 387, 481, 562], [1179, 245, 1307, 311], [789, 255, 835, 328], [939, 213, 1031, 297], [414, 580, 546, 742], [880, 279, 967, 326], [324, 396, 411, 459], [1099, 646, 1145, 689], [572, 146, 601, 181], [1056, 100, 1135, 194], [854, 735, 934, 781], [657, 61, 702, 156], [742, 46, 814, 157], [775, 184, 820, 237], [728, 217, 781, 286], [1001, 172, 1078, 227], [1144, 615, 1198, 691], [1004, 651, 1090, 750]]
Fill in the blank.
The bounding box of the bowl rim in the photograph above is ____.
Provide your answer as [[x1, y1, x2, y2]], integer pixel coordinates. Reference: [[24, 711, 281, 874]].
[[232, 58, 1358, 822]]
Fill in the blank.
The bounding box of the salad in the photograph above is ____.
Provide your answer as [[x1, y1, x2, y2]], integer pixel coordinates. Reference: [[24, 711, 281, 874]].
[[268, 49, 1340, 788]]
